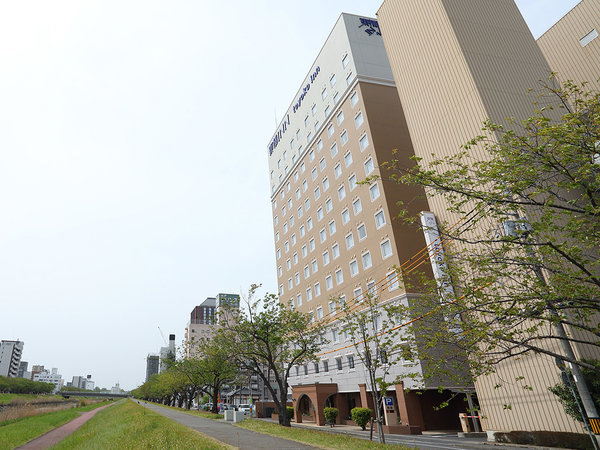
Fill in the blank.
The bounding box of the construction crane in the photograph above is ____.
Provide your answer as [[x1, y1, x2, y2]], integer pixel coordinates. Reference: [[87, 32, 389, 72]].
[[157, 326, 168, 346]]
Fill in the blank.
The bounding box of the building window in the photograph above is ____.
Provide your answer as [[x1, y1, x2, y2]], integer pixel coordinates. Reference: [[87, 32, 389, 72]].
[[355, 112, 364, 128], [275, 231, 280, 242], [335, 268, 343, 285], [330, 142, 338, 157], [282, 205, 287, 216], [359, 134, 369, 150], [323, 177, 330, 191], [350, 91, 359, 107], [302, 245, 307, 257], [381, 239, 392, 259], [278, 266, 282, 277], [322, 87, 327, 100], [345, 232, 354, 249], [338, 185, 346, 201], [350, 260, 359, 277], [309, 238, 315, 251], [311, 259, 318, 273], [302, 179, 308, 191], [325, 105, 331, 117], [317, 306, 324, 319], [373, 314, 382, 331], [314, 186, 321, 200], [342, 54, 349, 68], [314, 282, 321, 297], [336, 357, 343, 371], [296, 188, 301, 200], [312, 167, 317, 181], [340, 130, 348, 146], [323, 360, 329, 372], [312, 104, 317, 116], [328, 220, 336, 235], [319, 157, 326, 171], [289, 215, 294, 227], [314, 362, 319, 374], [295, 272, 300, 285], [317, 207, 324, 221], [357, 223, 367, 241], [300, 225, 305, 237], [300, 162, 305, 173], [332, 243, 340, 259], [332, 328, 339, 343], [277, 249, 281, 259], [306, 287, 313, 301], [334, 163, 342, 179], [309, 149, 315, 161], [336, 110, 344, 125], [333, 91, 340, 104], [323, 250, 330, 266], [304, 265, 310, 278], [326, 275, 333, 290], [349, 174, 357, 191], [304, 364, 308, 375], [347, 354, 355, 369], [305, 198, 310, 210], [327, 123, 334, 137], [288, 278, 293, 289], [284, 241, 289, 252], [344, 151, 352, 167], [342, 208, 350, 225], [279, 284, 284, 295], [293, 253, 298, 265], [580, 28, 598, 47], [317, 139, 323, 151], [330, 74, 336, 87], [320, 228, 327, 243], [325, 198, 333, 213], [362, 251, 372, 269], [291, 233, 296, 245], [369, 183, 380, 201], [375, 210, 386, 229], [364, 158, 374, 175], [387, 272, 399, 291], [353, 287, 363, 303], [298, 206, 303, 218], [346, 72, 353, 86], [353, 198, 362, 215], [307, 217, 313, 230]]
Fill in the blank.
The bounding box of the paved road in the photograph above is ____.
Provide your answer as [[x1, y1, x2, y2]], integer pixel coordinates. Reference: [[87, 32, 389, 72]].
[[141, 403, 317, 449], [17, 402, 114, 449]]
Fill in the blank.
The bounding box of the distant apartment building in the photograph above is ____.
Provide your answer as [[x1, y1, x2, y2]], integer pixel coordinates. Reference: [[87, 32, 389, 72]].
[[146, 354, 159, 381], [17, 361, 29, 379], [184, 297, 216, 358], [34, 368, 63, 392], [0, 340, 24, 378], [159, 334, 176, 373], [71, 375, 95, 390]]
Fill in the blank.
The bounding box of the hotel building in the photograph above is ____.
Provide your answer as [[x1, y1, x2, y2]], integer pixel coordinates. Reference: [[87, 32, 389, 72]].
[[267, 13, 469, 431]]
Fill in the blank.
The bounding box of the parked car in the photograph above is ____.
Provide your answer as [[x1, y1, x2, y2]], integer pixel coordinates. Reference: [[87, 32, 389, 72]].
[[238, 404, 251, 415]]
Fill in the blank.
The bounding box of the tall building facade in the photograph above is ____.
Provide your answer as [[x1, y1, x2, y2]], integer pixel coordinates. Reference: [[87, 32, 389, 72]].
[[34, 368, 63, 392], [0, 340, 24, 378], [184, 297, 216, 357], [377, 0, 600, 436], [267, 13, 470, 430], [146, 354, 159, 382]]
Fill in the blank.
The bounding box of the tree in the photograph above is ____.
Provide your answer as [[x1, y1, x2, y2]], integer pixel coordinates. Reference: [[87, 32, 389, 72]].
[[550, 359, 600, 423], [379, 79, 600, 391], [218, 284, 323, 426]]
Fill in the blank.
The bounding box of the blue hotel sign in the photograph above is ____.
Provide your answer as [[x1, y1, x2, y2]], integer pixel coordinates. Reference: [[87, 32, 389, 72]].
[[359, 18, 381, 36], [269, 66, 320, 155]]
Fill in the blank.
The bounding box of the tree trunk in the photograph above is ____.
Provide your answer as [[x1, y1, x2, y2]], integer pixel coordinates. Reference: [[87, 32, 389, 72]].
[[278, 389, 291, 426]]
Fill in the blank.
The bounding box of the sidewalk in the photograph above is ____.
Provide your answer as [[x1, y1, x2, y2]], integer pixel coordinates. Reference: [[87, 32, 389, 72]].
[[141, 403, 317, 449]]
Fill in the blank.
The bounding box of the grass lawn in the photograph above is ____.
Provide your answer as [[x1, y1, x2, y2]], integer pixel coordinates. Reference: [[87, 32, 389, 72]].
[[0, 400, 112, 450], [53, 399, 231, 449], [148, 402, 224, 420], [0, 393, 62, 404], [235, 419, 411, 449]]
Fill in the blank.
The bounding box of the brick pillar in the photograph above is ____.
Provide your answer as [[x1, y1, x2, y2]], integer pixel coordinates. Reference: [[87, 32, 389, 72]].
[[395, 382, 424, 430]]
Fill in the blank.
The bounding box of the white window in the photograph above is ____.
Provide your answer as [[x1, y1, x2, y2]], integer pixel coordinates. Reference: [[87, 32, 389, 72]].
[[282, 205, 287, 216], [277, 249, 281, 259], [332, 328, 339, 343], [325, 105, 331, 117], [296, 293, 302, 307], [309, 238, 315, 252], [314, 186, 321, 200], [353, 198, 362, 215], [304, 116, 309, 128], [314, 282, 321, 297], [317, 207, 324, 221], [291, 234, 296, 245], [387, 272, 399, 291], [287, 198, 292, 209], [350, 91, 359, 107], [336, 110, 344, 125], [367, 280, 377, 297], [298, 206, 303, 218], [580, 28, 598, 47], [362, 251, 372, 269], [364, 158, 374, 175], [381, 239, 392, 259], [334, 163, 342, 179], [312, 104, 317, 116], [323, 177, 330, 191], [290, 139, 295, 150], [319, 157, 326, 171], [327, 124, 334, 137], [307, 217, 313, 230], [278, 159, 281, 169], [340, 130, 348, 146], [325, 275, 333, 290], [278, 266, 282, 277], [294, 171, 299, 181], [375, 210, 386, 228], [295, 272, 300, 285], [337, 185, 346, 201], [288, 278, 293, 289], [302, 245, 307, 257], [369, 183, 380, 201], [332, 243, 340, 259], [283, 223, 288, 234], [275, 231, 280, 242], [311, 259, 318, 273], [304, 265, 310, 278], [349, 174, 357, 191], [300, 162, 305, 173], [321, 87, 327, 100], [273, 199, 277, 209], [281, 190, 285, 200], [279, 284, 284, 295], [314, 121, 319, 132], [342, 54, 349, 68], [345, 232, 354, 250], [320, 228, 327, 243], [323, 250, 330, 266], [333, 92, 340, 104], [304, 198, 310, 210], [350, 260, 359, 277], [357, 223, 367, 241], [341, 208, 350, 225], [309, 311, 314, 323], [317, 139, 323, 151], [346, 72, 353, 86], [353, 287, 363, 303], [335, 269, 344, 285], [344, 152, 352, 167], [330, 142, 338, 157], [296, 188, 301, 200], [328, 220, 336, 235], [316, 307, 324, 320], [289, 215, 294, 227], [359, 134, 369, 150], [330, 74, 337, 87], [355, 112, 364, 128], [309, 149, 315, 162], [325, 198, 333, 213], [270, 170, 274, 180], [306, 287, 313, 301], [284, 241, 289, 252], [302, 179, 308, 191], [293, 253, 298, 265], [311, 167, 317, 181]]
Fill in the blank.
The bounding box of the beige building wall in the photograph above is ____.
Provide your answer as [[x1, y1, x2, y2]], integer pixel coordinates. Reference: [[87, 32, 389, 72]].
[[537, 0, 600, 91], [377, 0, 591, 434]]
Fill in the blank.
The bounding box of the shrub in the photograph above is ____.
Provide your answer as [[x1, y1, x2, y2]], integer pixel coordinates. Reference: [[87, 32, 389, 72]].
[[351, 407, 372, 431], [324, 407, 338, 427], [286, 406, 294, 420]]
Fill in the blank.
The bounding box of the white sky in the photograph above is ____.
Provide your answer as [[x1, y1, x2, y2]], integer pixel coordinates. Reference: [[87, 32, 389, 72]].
[[0, 1, 582, 390]]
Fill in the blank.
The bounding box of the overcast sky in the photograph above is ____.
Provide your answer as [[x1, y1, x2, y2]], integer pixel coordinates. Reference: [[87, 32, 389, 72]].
[[0, 1, 582, 390]]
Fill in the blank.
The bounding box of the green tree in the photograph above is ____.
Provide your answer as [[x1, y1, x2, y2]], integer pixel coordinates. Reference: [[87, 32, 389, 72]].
[[549, 359, 600, 423], [218, 284, 323, 427]]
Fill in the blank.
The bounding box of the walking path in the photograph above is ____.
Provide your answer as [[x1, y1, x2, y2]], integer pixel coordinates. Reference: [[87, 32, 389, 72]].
[[17, 403, 114, 449], [141, 403, 317, 449]]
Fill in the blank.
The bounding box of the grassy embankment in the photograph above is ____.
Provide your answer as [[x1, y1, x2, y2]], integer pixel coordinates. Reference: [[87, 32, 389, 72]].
[[0, 393, 62, 404], [235, 419, 410, 449], [145, 401, 224, 420], [0, 400, 111, 450], [53, 399, 231, 449]]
